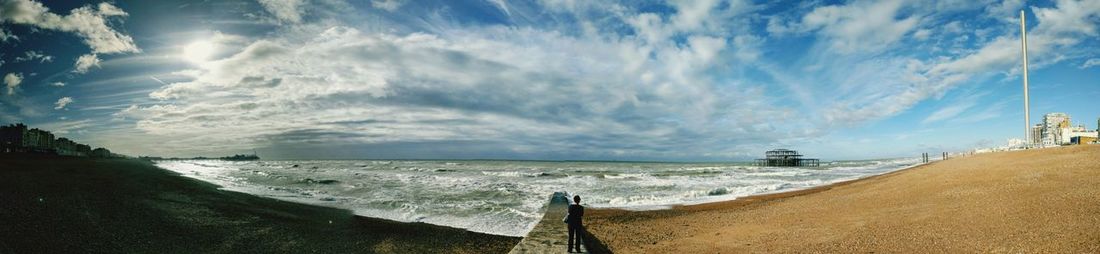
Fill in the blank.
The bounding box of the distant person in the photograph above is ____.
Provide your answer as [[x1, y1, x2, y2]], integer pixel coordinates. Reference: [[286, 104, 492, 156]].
[[563, 195, 584, 252]]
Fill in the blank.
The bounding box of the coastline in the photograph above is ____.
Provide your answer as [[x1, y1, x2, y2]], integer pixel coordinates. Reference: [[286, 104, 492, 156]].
[[594, 157, 927, 215], [0, 154, 519, 253], [153, 157, 921, 237], [583, 145, 1100, 253]]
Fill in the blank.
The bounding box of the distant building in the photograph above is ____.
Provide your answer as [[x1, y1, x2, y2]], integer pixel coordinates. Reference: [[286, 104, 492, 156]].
[[1006, 138, 1026, 148], [1, 123, 100, 157], [983, 138, 1029, 153], [1041, 113, 1071, 147], [1071, 136, 1097, 145], [1063, 125, 1098, 146], [91, 148, 112, 158], [0, 124, 53, 152], [1029, 124, 1043, 146], [76, 144, 91, 156], [55, 138, 80, 156], [25, 128, 54, 151], [0, 123, 27, 152]]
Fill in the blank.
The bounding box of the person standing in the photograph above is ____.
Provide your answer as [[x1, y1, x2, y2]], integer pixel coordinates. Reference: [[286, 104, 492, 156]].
[[564, 195, 585, 252]]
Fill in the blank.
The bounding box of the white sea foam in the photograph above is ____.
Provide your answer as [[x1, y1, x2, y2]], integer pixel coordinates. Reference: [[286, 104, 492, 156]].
[[156, 158, 923, 236]]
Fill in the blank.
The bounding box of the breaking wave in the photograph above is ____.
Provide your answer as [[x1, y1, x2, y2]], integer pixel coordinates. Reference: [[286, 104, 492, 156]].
[[156, 157, 922, 236]]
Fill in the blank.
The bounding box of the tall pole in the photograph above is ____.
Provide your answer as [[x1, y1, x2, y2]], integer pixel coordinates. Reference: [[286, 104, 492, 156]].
[[1020, 10, 1031, 148]]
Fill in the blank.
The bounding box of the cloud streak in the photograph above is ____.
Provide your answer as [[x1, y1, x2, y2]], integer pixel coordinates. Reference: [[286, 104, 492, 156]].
[[14, 50, 52, 63]]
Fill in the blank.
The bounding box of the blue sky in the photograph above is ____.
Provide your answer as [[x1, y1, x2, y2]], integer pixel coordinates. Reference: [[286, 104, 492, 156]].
[[1, 0, 1098, 161]]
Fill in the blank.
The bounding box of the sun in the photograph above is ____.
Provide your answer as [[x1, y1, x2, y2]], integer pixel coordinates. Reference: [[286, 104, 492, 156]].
[[182, 40, 216, 64]]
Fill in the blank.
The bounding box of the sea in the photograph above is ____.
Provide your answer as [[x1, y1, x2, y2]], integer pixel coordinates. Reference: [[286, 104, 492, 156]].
[[156, 158, 924, 237]]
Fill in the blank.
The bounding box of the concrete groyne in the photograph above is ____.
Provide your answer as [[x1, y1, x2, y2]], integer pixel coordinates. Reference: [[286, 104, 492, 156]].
[[509, 192, 610, 254]]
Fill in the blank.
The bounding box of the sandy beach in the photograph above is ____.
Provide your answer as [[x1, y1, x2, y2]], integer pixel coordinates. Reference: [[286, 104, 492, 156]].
[[0, 154, 519, 253], [584, 145, 1100, 253]]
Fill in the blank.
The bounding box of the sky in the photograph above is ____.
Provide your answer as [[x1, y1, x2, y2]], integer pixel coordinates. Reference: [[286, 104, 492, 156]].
[[0, 0, 1098, 161]]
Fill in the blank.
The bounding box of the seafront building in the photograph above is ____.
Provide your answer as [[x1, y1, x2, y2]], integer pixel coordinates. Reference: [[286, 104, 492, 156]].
[[53, 137, 92, 157], [0, 123, 109, 157], [1063, 125, 1098, 145], [1062, 125, 1095, 138], [1006, 138, 1026, 148], [1029, 124, 1043, 146], [991, 114, 1098, 152], [1027, 113, 1100, 147], [1071, 136, 1097, 145], [1041, 113, 1070, 147], [91, 148, 112, 158]]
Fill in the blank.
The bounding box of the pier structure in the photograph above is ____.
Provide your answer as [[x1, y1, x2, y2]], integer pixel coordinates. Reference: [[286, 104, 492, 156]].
[[754, 149, 820, 167]]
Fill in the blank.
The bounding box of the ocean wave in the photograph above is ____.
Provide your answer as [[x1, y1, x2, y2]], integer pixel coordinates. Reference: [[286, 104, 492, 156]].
[[156, 158, 917, 237]]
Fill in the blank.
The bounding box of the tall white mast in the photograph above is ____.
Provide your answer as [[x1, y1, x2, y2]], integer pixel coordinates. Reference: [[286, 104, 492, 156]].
[[1020, 10, 1031, 148]]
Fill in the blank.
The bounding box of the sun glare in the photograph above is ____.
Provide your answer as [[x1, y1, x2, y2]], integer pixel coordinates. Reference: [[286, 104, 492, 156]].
[[182, 40, 215, 64]]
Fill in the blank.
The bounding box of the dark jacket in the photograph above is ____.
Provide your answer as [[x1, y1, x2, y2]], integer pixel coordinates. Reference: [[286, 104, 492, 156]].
[[564, 204, 584, 225]]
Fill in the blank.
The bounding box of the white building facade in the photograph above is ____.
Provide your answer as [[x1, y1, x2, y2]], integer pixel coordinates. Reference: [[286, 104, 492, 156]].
[[1041, 113, 1070, 147], [1062, 126, 1098, 144]]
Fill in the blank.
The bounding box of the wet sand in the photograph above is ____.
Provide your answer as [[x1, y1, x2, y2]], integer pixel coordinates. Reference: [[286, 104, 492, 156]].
[[0, 154, 519, 253], [585, 145, 1100, 253]]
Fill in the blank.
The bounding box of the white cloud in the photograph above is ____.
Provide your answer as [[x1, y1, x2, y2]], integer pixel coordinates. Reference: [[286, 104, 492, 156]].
[[54, 96, 73, 110], [486, 0, 510, 16], [96, 2, 127, 16], [731, 34, 763, 61], [14, 50, 52, 63], [0, 28, 16, 42], [1080, 58, 1100, 69], [819, 0, 1100, 125], [132, 16, 790, 157], [817, 58, 935, 125], [94, 0, 1100, 159], [798, 0, 920, 53], [922, 98, 978, 124], [624, 0, 755, 46], [928, 36, 1017, 75], [257, 0, 305, 23], [371, 0, 406, 12], [942, 21, 964, 34], [668, 0, 723, 31], [1031, 0, 1100, 36], [984, 0, 1025, 23], [50, 81, 64, 87], [929, 0, 1100, 78], [0, 0, 139, 54], [73, 54, 101, 73], [766, 16, 796, 35], [4, 72, 21, 95], [913, 29, 931, 40]]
